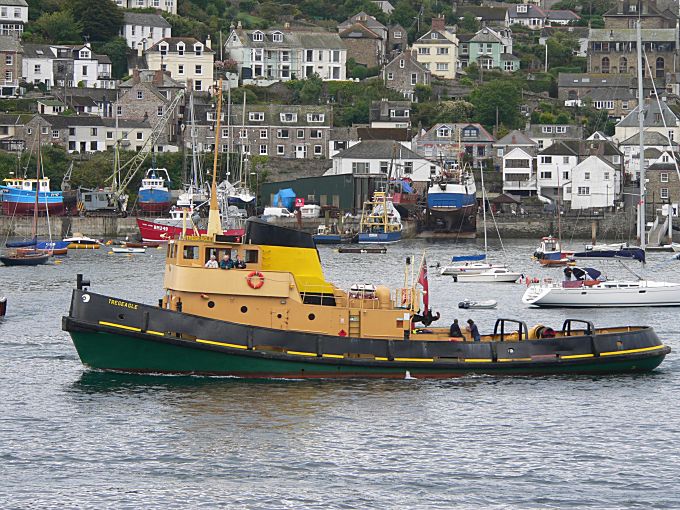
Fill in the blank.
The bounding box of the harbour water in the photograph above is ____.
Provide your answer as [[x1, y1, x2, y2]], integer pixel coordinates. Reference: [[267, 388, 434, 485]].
[[1, 239, 679, 508]]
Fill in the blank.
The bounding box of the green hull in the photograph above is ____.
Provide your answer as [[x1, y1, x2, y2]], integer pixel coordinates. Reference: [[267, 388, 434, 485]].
[[69, 329, 669, 378]]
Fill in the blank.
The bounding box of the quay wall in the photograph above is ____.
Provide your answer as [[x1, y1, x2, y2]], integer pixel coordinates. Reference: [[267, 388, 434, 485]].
[[0, 209, 644, 242]]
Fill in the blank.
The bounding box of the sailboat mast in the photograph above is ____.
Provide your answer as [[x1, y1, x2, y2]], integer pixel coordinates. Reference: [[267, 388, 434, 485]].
[[239, 92, 246, 188], [207, 79, 224, 237], [480, 161, 487, 255], [32, 130, 41, 240], [636, 19, 646, 251]]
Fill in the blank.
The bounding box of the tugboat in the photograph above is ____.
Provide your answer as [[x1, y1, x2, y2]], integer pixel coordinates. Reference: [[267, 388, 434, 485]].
[[62, 222, 670, 377], [61, 79, 671, 378]]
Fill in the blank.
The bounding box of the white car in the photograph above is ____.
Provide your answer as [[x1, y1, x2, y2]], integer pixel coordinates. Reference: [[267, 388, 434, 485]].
[[263, 207, 294, 218]]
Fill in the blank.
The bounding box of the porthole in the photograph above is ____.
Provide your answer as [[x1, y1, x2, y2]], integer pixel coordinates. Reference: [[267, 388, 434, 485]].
[[240, 306, 248, 313], [277, 313, 282, 319], [118, 313, 125, 320], [308, 313, 315, 321], [207, 301, 215, 308], [508, 348, 514, 354]]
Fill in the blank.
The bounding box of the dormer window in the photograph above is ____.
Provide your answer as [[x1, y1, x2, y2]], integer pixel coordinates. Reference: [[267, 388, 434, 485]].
[[307, 113, 325, 122], [280, 112, 297, 122], [253, 31, 264, 42], [431, 32, 438, 39], [194, 44, 202, 56], [463, 127, 477, 137], [517, 4, 527, 13], [177, 43, 185, 56], [249, 112, 264, 121], [79, 50, 90, 59], [272, 31, 283, 43], [629, 4, 636, 12], [159, 43, 168, 56], [437, 127, 451, 137], [394, 31, 402, 39]]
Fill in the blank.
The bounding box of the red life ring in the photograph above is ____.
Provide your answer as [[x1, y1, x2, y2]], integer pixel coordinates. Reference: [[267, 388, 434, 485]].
[[246, 271, 265, 289]]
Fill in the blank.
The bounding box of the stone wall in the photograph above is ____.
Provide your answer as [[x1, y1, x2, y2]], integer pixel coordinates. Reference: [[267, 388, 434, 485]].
[[0, 216, 139, 239]]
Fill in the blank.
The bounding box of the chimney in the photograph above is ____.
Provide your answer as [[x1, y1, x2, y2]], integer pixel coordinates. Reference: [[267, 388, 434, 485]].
[[137, 44, 143, 57], [153, 69, 164, 85], [431, 15, 445, 32], [237, 20, 242, 29], [206, 35, 211, 50], [133, 67, 140, 84], [284, 21, 290, 29]]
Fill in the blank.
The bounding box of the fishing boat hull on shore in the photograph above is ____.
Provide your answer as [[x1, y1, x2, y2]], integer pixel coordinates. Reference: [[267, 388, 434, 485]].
[[63, 289, 670, 377]]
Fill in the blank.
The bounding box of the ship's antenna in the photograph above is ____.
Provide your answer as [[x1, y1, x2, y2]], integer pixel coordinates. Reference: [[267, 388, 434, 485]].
[[207, 79, 223, 237]]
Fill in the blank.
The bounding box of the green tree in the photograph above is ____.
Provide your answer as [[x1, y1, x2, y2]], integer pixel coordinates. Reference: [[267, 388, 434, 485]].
[[414, 84, 432, 103], [391, 0, 417, 32], [94, 37, 128, 79], [68, 0, 123, 42], [469, 80, 522, 129], [458, 13, 480, 33], [31, 11, 82, 43], [300, 74, 323, 104], [438, 100, 474, 123]]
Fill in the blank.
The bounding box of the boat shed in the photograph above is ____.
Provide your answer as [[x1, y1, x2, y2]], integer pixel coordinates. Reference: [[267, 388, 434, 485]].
[[259, 174, 386, 214]]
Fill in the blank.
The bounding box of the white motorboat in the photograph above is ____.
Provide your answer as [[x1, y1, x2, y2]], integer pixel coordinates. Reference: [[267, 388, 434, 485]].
[[455, 268, 521, 283], [440, 261, 506, 276], [522, 278, 680, 307], [458, 298, 498, 309], [63, 233, 101, 249], [111, 247, 146, 254]]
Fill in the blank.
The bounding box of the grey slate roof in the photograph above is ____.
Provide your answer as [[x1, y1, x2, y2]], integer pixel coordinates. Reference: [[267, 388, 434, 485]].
[[338, 12, 387, 33], [620, 131, 678, 146], [558, 73, 632, 88], [470, 28, 502, 44], [123, 12, 171, 28], [415, 30, 456, 45], [546, 10, 580, 21], [119, 69, 183, 88], [582, 87, 635, 100], [0, 0, 27, 6], [539, 139, 622, 157], [232, 28, 344, 50], [333, 139, 422, 160], [509, 4, 546, 19], [0, 36, 20, 52], [589, 28, 677, 42], [495, 129, 536, 146], [456, 6, 508, 22], [616, 100, 680, 128], [540, 27, 589, 39], [148, 37, 215, 53]]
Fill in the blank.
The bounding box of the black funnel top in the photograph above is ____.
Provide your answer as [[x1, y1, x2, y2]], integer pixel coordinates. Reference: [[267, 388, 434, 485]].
[[244, 217, 315, 249]]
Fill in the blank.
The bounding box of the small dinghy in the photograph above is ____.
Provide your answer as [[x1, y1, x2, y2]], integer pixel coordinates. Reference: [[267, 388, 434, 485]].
[[458, 298, 498, 309], [111, 247, 146, 254]]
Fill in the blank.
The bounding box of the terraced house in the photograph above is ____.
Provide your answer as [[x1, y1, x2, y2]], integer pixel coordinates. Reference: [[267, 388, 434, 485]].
[[412, 17, 458, 80], [413, 122, 494, 168], [139, 37, 214, 92], [458, 26, 518, 72], [22, 43, 114, 89], [225, 22, 346, 85]]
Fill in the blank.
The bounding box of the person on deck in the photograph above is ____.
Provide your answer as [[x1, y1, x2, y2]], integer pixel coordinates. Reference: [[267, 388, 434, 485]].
[[205, 255, 218, 268], [219, 254, 233, 269], [467, 319, 481, 342], [449, 319, 463, 338], [234, 254, 246, 269]]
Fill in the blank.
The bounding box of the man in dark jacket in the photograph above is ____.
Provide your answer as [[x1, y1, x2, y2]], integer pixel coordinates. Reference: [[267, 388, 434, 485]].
[[449, 319, 463, 338]]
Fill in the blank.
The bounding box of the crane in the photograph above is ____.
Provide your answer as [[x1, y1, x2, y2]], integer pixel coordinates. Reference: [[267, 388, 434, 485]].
[[106, 88, 186, 209]]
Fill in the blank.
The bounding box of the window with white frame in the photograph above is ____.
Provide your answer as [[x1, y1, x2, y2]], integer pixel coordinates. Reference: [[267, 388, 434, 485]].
[[394, 31, 402, 38], [240, 129, 248, 138], [497, 148, 504, 157], [52, 129, 59, 138], [604, 172, 610, 180], [387, 72, 394, 80], [437, 127, 451, 137], [594, 100, 614, 110], [5, 55, 11, 65], [34, 64, 41, 73], [159, 44, 168, 56], [577, 186, 590, 195], [260, 129, 267, 138], [106, 131, 113, 139], [137, 90, 143, 99], [277, 145, 285, 155], [661, 173, 669, 182], [310, 129, 322, 139], [194, 80, 202, 91], [272, 32, 283, 43], [563, 156, 569, 164], [622, 101, 629, 109], [411, 73, 417, 85], [380, 161, 389, 173], [41, 126, 48, 135], [307, 113, 324, 122], [157, 106, 163, 116], [4, 71, 10, 81], [297, 129, 304, 138], [195, 65, 202, 75], [661, 187, 669, 199], [177, 43, 184, 56], [540, 171, 552, 179], [194, 44, 202, 56], [436, 47, 448, 55], [538, 140, 544, 149], [403, 162, 413, 174], [399, 59, 404, 68], [252, 31, 263, 42], [259, 144, 267, 155], [277, 129, 289, 138], [430, 32, 438, 39], [249, 112, 264, 121], [90, 128, 97, 136], [517, 4, 527, 12], [314, 145, 322, 155], [116, 105, 122, 116], [280, 113, 297, 122], [137, 132, 143, 140], [352, 162, 369, 174], [542, 126, 553, 133], [562, 171, 569, 180], [556, 126, 566, 134], [463, 128, 477, 137], [178, 64, 184, 75], [436, 63, 448, 71], [418, 47, 430, 55], [540, 156, 552, 164], [221, 128, 229, 138], [584, 172, 590, 180]]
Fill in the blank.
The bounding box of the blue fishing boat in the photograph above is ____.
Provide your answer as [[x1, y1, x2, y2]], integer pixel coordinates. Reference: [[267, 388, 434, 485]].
[[138, 168, 172, 214], [357, 191, 402, 244], [0, 178, 64, 216], [427, 165, 476, 231]]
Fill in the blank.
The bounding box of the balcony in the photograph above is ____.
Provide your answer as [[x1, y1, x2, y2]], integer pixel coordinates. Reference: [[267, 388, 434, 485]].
[[503, 176, 537, 192]]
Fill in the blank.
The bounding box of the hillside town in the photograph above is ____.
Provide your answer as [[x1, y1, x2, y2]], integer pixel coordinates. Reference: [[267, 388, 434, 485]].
[[0, 0, 679, 242]]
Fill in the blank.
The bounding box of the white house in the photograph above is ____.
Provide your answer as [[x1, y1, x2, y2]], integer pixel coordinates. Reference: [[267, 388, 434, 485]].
[[0, 0, 28, 36], [120, 12, 171, 50], [619, 131, 678, 181], [22, 43, 114, 89], [563, 155, 620, 210], [614, 99, 680, 144], [113, 0, 176, 15], [502, 146, 536, 195], [326, 139, 441, 183], [536, 147, 577, 198]]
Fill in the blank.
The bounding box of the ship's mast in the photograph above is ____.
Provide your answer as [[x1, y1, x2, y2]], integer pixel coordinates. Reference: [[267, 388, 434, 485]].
[[636, 19, 646, 251], [207, 79, 223, 237]]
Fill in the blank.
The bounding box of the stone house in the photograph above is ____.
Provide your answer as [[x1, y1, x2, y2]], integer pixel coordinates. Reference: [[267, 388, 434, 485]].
[[0, 35, 20, 96], [602, 0, 678, 29], [192, 102, 332, 159], [386, 24, 407, 56], [113, 0, 177, 15], [369, 99, 411, 128], [383, 51, 431, 101], [114, 69, 183, 145], [562, 155, 621, 210], [413, 122, 494, 168], [120, 12, 171, 51], [0, 0, 28, 36], [339, 21, 384, 69], [225, 23, 346, 85], [580, 87, 638, 120], [613, 98, 680, 143], [412, 17, 459, 80], [141, 37, 214, 92], [646, 151, 680, 210], [0, 112, 26, 150], [326, 139, 443, 183]]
